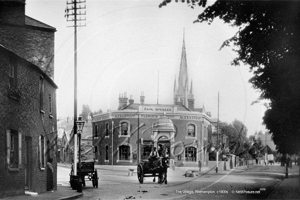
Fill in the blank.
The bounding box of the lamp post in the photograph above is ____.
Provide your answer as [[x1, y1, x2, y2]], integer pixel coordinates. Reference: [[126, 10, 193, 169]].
[[112, 120, 114, 170], [76, 117, 85, 192], [137, 112, 140, 164]]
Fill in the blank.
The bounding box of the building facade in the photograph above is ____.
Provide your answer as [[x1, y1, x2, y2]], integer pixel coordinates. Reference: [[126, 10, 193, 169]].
[[0, 0, 57, 197], [93, 36, 212, 168]]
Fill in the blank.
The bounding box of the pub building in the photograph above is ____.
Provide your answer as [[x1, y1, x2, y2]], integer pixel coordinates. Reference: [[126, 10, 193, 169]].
[[92, 37, 212, 168]]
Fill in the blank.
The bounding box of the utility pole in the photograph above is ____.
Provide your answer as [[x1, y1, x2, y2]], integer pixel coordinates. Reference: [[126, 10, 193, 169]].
[[112, 120, 114, 170], [216, 92, 220, 173], [65, 0, 86, 192]]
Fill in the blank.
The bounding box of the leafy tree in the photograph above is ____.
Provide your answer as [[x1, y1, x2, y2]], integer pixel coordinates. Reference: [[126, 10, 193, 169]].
[[81, 104, 91, 122], [159, 0, 300, 155], [212, 119, 248, 155], [91, 109, 103, 119], [248, 134, 264, 159]]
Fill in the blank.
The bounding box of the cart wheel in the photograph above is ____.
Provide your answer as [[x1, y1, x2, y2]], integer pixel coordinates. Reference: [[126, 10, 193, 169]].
[[137, 164, 144, 184]]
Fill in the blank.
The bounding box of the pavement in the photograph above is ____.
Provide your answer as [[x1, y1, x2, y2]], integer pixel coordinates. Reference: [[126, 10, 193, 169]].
[[2, 163, 299, 200]]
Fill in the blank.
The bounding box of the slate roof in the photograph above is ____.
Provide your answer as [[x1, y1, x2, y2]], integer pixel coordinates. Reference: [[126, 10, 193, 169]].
[[25, 16, 56, 31]]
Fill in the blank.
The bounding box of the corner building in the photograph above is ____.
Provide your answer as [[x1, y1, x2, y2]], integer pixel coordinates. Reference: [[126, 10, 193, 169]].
[[0, 0, 57, 197], [93, 36, 212, 168]]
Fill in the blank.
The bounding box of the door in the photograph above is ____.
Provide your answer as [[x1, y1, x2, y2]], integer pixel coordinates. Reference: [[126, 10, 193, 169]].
[[157, 140, 170, 156], [25, 136, 32, 190]]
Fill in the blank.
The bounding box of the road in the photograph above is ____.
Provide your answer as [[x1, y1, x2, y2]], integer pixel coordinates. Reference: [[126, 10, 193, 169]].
[[57, 164, 286, 200]]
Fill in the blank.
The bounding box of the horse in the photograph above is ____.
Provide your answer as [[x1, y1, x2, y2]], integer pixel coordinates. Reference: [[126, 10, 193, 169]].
[[150, 151, 169, 184]]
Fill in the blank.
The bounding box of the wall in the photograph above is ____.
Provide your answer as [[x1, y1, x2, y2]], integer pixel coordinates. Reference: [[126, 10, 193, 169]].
[[93, 113, 209, 167], [0, 47, 57, 197]]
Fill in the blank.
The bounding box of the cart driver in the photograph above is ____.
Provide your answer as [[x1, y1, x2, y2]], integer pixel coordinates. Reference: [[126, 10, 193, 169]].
[[149, 146, 158, 168]]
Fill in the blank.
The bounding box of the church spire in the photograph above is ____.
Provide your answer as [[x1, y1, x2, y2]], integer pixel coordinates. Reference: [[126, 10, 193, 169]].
[[190, 80, 193, 95], [176, 29, 189, 106]]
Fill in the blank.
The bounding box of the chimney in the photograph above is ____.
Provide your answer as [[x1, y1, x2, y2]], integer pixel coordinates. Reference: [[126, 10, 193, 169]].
[[129, 95, 134, 104], [188, 98, 194, 110], [118, 92, 128, 110], [0, 0, 25, 26], [175, 97, 182, 106], [140, 92, 145, 105]]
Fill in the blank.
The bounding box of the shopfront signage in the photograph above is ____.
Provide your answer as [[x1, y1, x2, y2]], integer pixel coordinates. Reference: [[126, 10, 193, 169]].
[[142, 106, 173, 113]]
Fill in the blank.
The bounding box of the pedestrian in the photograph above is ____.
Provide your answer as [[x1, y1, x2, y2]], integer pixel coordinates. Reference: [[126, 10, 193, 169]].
[[47, 158, 54, 192]]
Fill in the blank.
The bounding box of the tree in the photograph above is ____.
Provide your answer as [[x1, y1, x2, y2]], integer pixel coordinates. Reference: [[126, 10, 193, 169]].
[[91, 109, 103, 119], [159, 0, 300, 155], [212, 120, 248, 155], [81, 104, 91, 122], [248, 134, 264, 159]]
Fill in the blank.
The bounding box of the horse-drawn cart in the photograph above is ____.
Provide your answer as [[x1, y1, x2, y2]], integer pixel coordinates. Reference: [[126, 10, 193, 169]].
[[70, 160, 98, 189], [137, 157, 169, 184]]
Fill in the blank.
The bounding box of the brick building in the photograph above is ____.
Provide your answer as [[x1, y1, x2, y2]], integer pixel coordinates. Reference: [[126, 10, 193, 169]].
[[0, 0, 57, 198], [93, 36, 212, 168]]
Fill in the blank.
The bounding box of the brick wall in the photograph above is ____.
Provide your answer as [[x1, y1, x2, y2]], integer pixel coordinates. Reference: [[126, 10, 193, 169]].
[[93, 115, 210, 167], [0, 47, 57, 198], [0, 0, 55, 79]]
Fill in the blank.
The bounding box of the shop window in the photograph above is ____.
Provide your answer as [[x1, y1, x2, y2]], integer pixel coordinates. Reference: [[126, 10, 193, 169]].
[[185, 147, 196, 162], [119, 145, 130, 160], [187, 124, 195, 137], [6, 130, 22, 170]]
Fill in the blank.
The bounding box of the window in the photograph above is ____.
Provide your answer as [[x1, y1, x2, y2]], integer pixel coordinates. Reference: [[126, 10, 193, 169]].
[[39, 135, 46, 169], [40, 77, 44, 111], [105, 145, 109, 161], [121, 122, 128, 136], [49, 94, 53, 114], [9, 59, 17, 88], [94, 125, 98, 138], [185, 147, 196, 162], [6, 130, 22, 170], [187, 124, 195, 137], [119, 145, 130, 160], [105, 123, 109, 137]]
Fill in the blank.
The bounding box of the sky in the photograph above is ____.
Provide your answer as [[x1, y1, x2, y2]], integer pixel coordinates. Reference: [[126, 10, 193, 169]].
[[26, 0, 267, 136]]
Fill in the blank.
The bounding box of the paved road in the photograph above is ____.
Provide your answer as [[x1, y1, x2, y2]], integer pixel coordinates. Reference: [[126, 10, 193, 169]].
[[58, 164, 287, 200]]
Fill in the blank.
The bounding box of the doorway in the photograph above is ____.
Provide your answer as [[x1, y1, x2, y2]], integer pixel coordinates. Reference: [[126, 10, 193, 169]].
[[157, 137, 170, 156]]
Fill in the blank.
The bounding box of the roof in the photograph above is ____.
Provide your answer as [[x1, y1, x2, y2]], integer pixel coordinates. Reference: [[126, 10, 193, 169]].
[[260, 145, 275, 154], [25, 16, 56, 31], [152, 115, 175, 132]]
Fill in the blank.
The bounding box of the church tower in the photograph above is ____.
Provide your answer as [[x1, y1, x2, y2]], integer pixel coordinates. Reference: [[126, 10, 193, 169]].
[[174, 30, 194, 108]]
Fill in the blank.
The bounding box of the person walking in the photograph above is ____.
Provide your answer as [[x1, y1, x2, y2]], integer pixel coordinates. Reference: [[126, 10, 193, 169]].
[[47, 158, 54, 192]]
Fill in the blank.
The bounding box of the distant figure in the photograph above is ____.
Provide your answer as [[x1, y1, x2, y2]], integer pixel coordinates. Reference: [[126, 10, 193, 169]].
[[47, 158, 54, 192]]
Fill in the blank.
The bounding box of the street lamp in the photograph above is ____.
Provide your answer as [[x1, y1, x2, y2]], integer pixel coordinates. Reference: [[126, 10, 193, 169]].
[[76, 116, 85, 192]]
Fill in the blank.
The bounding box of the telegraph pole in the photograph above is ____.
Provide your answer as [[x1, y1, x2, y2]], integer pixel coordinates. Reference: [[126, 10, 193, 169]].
[[216, 92, 220, 173], [65, 0, 86, 192]]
